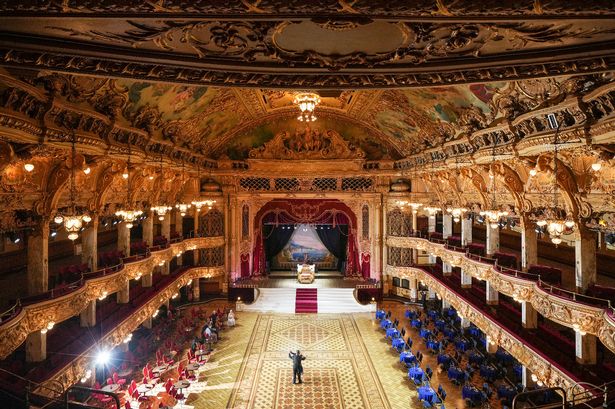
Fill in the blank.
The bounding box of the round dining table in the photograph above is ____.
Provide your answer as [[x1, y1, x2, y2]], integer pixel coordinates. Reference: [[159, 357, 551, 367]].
[[411, 319, 422, 328], [136, 383, 153, 395], [376, 310, 386, 320], [385, 327, 399, 339], [399, 351, 416, 365], [173, 380, 190, 392], [380, 319, 392, 330], [426, 339, 440, 351], [419, 328, 432, 339], [447, 366, 466, 382], [462, 385, 484, 403], [405, 310, 417, 319], [101, 384, 120, 393], [418, 386, 435, 403], [392, 337, 405, 350], [186, 362, 200, 371], [480, 364, 499, 380], [408, 366, 424, 383], [468, 352, 484, 365]]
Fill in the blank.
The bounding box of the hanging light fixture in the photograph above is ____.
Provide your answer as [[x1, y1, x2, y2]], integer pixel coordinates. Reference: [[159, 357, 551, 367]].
[[424, 206, 441, 219], [55, 133, 91, 241], [534, 114, 575, 245], [293, 92, 321, 122], [175, 162, 191, 217], [480, 141, 508, 229], [190, 163, 216, 211], [446, 206, 468, 223], [115, 144, 143, 229], [151, 155, 172, 221]]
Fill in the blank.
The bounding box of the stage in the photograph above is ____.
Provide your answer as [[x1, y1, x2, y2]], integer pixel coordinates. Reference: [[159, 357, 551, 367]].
[[268, 270, 344, 279]]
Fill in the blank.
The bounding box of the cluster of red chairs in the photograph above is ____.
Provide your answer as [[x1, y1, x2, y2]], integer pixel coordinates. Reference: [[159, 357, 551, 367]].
[[153, 236, 168, 247], [130, 241, 149, 255], [52, 263, 90, 287], [98, 250, 125, 267], [527, 264, 562, 285], [493, 251, 518, 269]]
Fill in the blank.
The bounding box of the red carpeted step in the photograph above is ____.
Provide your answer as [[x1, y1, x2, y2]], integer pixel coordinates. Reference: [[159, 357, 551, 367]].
[[295, 288, 318, 313]]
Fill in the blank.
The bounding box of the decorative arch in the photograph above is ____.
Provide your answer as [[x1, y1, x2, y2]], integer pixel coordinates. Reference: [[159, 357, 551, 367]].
[[251, 199, 360, 278]]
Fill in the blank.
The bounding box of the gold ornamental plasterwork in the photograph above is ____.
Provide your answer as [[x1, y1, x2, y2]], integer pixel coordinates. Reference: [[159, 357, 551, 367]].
[[35, 266, 225, 396], [0, 236, 225, 360], [386, 264, 583, 399], [386, 236, 615, 356]]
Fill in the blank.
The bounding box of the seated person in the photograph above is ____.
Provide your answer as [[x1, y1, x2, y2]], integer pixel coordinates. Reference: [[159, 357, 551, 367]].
[[227, 310, 236, 327]]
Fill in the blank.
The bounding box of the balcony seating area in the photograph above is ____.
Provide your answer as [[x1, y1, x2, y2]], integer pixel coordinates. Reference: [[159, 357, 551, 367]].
[[587, 284, 615, 303], [50, 263, 90, 289], [527, 264, 562, 286], [98, 250, 125, 268], [445, 235, 462, 248], [420, 263, 615, 388], [153, 236, 168, 247], [130, 241, 149, 255], [492, 252, 518, 270], [0, 267, 192, 395], [467, 243, 485, 256]]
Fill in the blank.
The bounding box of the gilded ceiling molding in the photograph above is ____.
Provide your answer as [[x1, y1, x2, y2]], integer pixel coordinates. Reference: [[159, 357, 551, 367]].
[[386, 264, 582, 398], [0, 236, 224, 360], [490, 162, 528, 212], [37, 266, 225, 395], [386, 236, 615, 356]]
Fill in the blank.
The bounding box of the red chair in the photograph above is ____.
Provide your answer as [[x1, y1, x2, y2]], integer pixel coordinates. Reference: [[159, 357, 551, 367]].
[[113, 372, 127, 387], [106, 377, 113, 385]]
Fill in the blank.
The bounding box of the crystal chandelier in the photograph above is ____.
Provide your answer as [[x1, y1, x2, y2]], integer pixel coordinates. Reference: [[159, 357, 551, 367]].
[[293, 92, 321, 122], [175, 203, 191, 217], [424, 206, 441, 218], [396, 200, 422, 214], [151, 205, 172, 221], [115, 145, 143, 229], [535, 114, 575, 245], [54, 134, 91, 241], [480, 142, 508, 229], [446, 206, 468, 223], [192, 199, 216, 212], [150, 155, 171, 221]]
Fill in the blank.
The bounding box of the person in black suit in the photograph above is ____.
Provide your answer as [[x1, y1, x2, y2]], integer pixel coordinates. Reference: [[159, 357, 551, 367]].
[[289, 350, 306, 384]]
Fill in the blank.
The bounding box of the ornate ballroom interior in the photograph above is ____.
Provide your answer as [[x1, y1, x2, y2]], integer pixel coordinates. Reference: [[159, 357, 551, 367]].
[[0, 2, 614, 409]]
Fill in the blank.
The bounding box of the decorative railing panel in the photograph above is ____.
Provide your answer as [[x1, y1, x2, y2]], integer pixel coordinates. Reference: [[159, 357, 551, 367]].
[[387, 264, 582, 399], [386, 236, 615, 356], [37, 265, 225, 395], [0, 236, 225, 359]]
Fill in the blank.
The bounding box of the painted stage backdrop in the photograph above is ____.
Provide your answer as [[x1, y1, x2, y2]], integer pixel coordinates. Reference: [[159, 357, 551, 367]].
[[272, 225, 337, 270]]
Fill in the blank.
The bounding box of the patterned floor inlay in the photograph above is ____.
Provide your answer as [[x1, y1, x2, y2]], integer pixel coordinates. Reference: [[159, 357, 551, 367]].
[[224, 313, 395, 409], [275, 368, 343, 409]]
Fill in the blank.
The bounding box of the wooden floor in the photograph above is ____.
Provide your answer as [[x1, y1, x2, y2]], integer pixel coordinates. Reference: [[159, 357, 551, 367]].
[[174, 299, 510, 408]]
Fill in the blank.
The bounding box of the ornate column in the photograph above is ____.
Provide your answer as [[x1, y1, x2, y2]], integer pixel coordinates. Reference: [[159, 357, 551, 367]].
[[161, 213, 171, 240], [575, 333, 597, 365], [25, 332, 46, 362], [521, 215, 537, 271], [81, 214, 98, 271], [193, 207, 200, 265], [411, 210, 418, 262], [461, 217, 473, 246], [427, 287, 436, 300], [117, 280, 129, 304], [441, 299, 450, 310], [460, 268, 472, 288], [230, 195, 239, 278], [142, 272, 153, 287], [117, 222, 130, 257], [372, 197, 381, 280], [27, 218, 49, 296], [80, 300, 96, 327], [142, 211, 154, 246], [409, 278, 417, 302], [486, 225, 499, 255], [486, 281, 499, 305], [442, 214, 453, 239], [193, 280, 200, 301], [574, 227, 597, 292], [381, 198, 390, 294], [142, 317, 152, 329], [521, 301, 537, 328], [427, 212, 437, 263], [174, 210, 183, 265]]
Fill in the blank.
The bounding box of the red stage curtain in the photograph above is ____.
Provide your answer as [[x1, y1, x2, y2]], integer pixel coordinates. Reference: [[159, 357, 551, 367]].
[[252, 199, 360, 278], [240, 253, 250, 278], [361, 253, 371, 279]]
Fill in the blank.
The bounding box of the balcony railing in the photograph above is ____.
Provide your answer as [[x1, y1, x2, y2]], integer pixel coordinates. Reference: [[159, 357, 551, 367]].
[[0, 235, 225, 360], [386, 235, 615, 357], [386, 264, 584, 400]]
